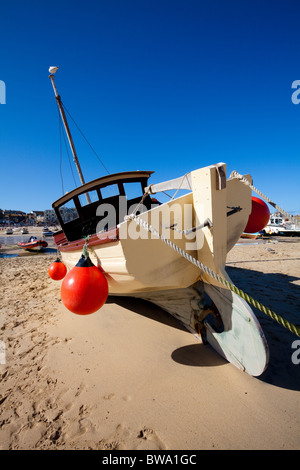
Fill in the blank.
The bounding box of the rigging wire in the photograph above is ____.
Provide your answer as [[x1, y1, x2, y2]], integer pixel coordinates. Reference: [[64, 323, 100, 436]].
[[61, 100, 110, 175]]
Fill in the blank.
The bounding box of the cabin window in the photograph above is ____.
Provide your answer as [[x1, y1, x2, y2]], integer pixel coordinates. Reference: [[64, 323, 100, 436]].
[[58, 200, 79, 223], [100, 184, 120, 199], [123, 182, 143, 200], [78, 190, 99, 207]]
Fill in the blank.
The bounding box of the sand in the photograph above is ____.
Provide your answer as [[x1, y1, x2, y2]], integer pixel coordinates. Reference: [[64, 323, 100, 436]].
[[0, 237, 299, 450]]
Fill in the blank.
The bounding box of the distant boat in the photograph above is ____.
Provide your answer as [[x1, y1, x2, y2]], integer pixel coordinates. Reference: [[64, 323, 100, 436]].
[[261, 215, 300, 236], [240, 233, 258, 239], [6, 228, 13, 235], [21, 227, 29, 234], [42, 228, 54, 237], [18, 236, 48, 251]]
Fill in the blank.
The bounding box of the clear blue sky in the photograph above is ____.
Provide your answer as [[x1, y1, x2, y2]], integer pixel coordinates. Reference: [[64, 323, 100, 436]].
[[1, 0, 300, 214]]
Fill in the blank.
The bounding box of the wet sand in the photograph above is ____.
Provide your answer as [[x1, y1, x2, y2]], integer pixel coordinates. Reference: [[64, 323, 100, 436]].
[[0, 237, 299, 450]]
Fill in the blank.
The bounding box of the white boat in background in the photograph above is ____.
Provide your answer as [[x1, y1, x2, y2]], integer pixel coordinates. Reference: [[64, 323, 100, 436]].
[[21, 227, 29, 234], [262, 215, 300, 236], [42, 227, 54, 237], [5, 227, 13, 235], [49, 66, 270, 377]]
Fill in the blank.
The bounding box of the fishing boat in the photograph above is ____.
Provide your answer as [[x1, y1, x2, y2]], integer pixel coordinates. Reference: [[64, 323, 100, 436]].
[[6, 227, 13, 235], [18, 236, 48, 251], [49, 67, 270, 377], [21, 227, 29, 234]]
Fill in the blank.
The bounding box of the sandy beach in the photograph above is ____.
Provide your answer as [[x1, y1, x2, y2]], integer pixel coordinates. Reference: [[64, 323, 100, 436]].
[[0, 235, 299, 450]]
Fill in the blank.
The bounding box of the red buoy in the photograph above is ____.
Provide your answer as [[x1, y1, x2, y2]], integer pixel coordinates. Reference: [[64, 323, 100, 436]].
[[244, 196, 270, 233], [60, 255, 108, 315], [48, 258, 67, 280]]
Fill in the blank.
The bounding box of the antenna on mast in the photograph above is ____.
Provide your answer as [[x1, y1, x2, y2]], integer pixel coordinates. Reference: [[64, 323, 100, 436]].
[[49, 66, 91, 204]]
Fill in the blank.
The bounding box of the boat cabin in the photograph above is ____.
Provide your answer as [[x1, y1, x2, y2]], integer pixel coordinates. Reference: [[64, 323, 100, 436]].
[[269, 216, 284, 226], [52, 171, 154, 242]]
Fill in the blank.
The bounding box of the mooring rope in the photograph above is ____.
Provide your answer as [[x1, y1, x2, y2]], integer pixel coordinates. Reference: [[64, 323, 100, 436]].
[[82, 235, 91, 258], [230, 171, 296, 223], [125, 214, 300, 337]]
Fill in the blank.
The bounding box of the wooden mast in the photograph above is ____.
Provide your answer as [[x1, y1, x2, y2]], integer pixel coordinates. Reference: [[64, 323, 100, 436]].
[[49, 67, 91, 204]]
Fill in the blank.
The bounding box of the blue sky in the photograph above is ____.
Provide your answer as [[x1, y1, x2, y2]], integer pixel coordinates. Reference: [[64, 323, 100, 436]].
[[1, 0, 300, 214]]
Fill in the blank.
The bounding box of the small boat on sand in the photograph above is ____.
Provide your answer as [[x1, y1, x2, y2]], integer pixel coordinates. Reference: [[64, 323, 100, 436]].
[[43, 230, 54, 237], [240, 233, 258, 239], [18, 236, 48, 251]]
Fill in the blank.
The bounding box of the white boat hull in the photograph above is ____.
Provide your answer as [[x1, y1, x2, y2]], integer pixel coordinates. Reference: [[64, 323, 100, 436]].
[[57, 163, 269, 376]]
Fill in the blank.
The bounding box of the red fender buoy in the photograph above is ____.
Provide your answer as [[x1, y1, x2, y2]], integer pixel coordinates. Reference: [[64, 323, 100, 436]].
[[60, 255, 108, 315], [48, 258, 67, 280], [244, 196, 270, 233]]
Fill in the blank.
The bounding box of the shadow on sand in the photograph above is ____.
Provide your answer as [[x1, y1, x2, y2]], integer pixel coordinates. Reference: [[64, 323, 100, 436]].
[[170, 343, 227, 368]]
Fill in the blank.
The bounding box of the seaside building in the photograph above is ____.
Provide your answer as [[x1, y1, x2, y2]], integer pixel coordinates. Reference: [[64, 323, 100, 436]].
[[293, 215, 300, 225], [31, 210, 45, 225], [56, 207, 78, 224], [0, 209, 27, 225], [44, 209, 59, 225]]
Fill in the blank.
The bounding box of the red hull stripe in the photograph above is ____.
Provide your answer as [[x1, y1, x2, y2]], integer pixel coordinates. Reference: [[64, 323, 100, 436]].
[[18, 241, 48, 249], [54, 228, 119, 253]]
